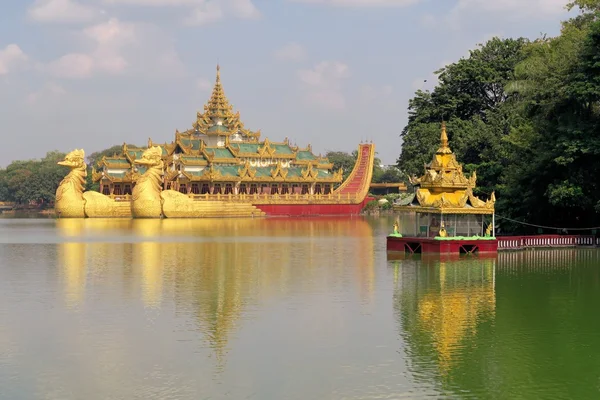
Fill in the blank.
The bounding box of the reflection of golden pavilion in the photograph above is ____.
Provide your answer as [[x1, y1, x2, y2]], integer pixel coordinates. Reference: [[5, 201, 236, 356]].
[[396, 257, 496, 376], [55, 217, 375, 369]]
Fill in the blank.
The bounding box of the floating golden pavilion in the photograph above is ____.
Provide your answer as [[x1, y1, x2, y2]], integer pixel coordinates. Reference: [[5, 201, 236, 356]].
[[54, 65, 375, 218], [388, 122, 497, 254]]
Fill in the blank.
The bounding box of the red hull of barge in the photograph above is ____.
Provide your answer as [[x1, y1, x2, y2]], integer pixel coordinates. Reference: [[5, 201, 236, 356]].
[[255, 198, 373, 216], [387, 236, 498, 254]]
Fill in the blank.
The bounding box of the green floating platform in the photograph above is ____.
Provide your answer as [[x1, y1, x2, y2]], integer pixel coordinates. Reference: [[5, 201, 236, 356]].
[[434, 236, 496, 241]]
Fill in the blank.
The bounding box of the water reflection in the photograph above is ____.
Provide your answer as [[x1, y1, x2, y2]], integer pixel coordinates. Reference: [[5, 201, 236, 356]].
[[395, 255, 496, 384], [55, 217, 375, 373], [395, 250, 600, 399]]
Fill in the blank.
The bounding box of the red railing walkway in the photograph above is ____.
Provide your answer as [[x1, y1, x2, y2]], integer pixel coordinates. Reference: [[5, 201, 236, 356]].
[[497, 235, 599, 251]]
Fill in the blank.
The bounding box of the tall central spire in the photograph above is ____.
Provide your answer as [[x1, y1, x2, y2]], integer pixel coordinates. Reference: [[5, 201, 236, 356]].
[[205, 64, 233, 122], [193, 64, 247, 135]]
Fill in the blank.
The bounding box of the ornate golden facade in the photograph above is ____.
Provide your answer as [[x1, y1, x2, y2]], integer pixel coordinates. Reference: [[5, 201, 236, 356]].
[[92, 65, 344, 199]]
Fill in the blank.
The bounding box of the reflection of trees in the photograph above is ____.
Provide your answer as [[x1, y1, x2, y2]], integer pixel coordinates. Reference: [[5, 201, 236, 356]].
[[396, 250, 600, 399]]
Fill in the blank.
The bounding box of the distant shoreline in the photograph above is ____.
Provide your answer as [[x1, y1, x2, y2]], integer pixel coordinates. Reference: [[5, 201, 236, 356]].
[[0, 209, 55, 218]]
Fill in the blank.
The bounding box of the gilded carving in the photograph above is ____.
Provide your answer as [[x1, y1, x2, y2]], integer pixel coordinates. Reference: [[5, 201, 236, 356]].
[[55, 149, 132, 218], [132, 146, 164, 218], [394, 122, 496, 214], [130, 147, 265, 218]]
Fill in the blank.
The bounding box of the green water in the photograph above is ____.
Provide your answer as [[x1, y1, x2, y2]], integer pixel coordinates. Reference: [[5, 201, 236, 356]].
[[0, 217, 599, 399]]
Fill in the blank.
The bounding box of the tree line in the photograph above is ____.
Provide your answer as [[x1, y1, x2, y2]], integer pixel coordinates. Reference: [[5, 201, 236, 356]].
[[398, 0, 600, 233]]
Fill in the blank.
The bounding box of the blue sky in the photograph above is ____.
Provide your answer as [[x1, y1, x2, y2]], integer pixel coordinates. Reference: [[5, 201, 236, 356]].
[[0, 0, 575, 166]]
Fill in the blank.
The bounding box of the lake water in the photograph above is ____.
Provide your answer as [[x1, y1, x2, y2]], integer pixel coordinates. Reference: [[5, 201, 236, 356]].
[[1, 217, 600, 399]]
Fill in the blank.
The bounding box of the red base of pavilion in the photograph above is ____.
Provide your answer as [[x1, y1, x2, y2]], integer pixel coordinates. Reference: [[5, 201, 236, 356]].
[[386, 236, 498, 255]]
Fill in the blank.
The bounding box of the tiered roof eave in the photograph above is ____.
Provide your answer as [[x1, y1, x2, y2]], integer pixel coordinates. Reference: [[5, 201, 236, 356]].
[[394, 122, 496, 215]]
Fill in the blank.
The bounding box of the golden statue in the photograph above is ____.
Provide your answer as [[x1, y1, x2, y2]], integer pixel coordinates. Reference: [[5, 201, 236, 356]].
[[55, 149, 131, 218], [485, 223, 493, 237], [131, 146, 264, 218], [393, 220, 399, 235], [131, 146, 164, 218], [439, 222, 448, 237]]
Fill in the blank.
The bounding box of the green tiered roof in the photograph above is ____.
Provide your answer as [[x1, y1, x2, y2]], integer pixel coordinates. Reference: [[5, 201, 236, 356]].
[[94, 65, 343, 186]]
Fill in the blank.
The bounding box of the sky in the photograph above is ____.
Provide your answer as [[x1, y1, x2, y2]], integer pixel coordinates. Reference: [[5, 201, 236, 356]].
[[0, 0, 577, 167]]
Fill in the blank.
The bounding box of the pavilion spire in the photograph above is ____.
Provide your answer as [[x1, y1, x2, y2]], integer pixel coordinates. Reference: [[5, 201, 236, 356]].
[[437, 121, 452, 154], [204, 64, 234, 123], [193, 64, 249, 135]]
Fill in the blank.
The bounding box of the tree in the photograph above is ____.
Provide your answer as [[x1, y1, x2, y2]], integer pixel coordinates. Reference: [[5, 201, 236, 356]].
[[88, 144, 138, 167], [0, 151, 66, 205], [397, 4, 600, 231], [378, 166, 403, 183], [500, 12, 600, 228], [326, 151, 356, 180], [398, 37, 529, 188]]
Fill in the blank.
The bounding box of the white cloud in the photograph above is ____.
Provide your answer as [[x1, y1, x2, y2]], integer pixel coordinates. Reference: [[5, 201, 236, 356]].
[[184, 2, 224, 25], [48, 18, 134, 79], [292, 0, 420, 7], [0, 44, 28, 75], [84, 18, 136, 45], [229, 0, 260, 18], [274, 43, 307, 62], [27, 82, 66, 104], [438, 0, 567, 29], [298, 61, 350, 110], [28, 0, 102, 23], [104, 0, 198, 5], [46, 18, 185, 80], [47, 53, 95, 78], [455, 0, 565, 16], [104, 0, 259, 24]]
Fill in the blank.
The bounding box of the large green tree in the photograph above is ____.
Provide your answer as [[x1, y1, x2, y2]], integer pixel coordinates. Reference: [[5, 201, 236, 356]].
[[500, 9, 600, 228], [0, 151, 66, 205], [398, 37, 529, 199]]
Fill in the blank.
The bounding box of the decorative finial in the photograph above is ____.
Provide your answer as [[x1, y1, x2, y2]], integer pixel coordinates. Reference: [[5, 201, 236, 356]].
[[216, 64, 220, 82], [440, 121, 449, 149]]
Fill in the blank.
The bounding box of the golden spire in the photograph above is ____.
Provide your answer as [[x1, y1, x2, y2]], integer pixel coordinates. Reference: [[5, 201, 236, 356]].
[[441, 121, 448, 147], [437, 121, 452, 154], [203, 64, 236, 124]]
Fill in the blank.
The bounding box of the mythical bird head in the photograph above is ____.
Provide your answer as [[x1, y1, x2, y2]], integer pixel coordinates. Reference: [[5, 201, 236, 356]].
[[58, 149, 86, 168], [134, 146, 163, 167]]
